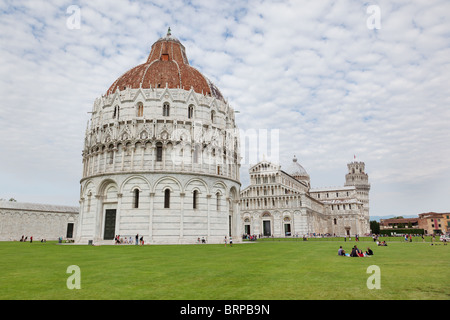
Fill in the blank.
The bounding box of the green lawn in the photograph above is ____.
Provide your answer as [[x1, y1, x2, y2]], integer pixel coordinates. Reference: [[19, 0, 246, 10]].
[[0, 240, 448, 300]]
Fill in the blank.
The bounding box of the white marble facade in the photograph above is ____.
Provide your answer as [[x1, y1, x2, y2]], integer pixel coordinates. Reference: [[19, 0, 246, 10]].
[[239, 157, 370, 238], [77, 173, 239, 244], [0, 201, 78, 241], [75, 32, 241, 244], [76, 88, 241, 244]]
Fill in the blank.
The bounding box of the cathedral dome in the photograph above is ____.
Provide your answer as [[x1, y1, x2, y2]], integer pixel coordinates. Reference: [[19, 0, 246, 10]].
[[287, 156, 310, 181], [106, 28, 225, 102]]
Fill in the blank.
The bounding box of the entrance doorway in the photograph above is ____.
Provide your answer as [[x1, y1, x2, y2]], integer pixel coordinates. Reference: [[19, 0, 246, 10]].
[[263, 220, 271, 236], [104, 209, 117, 240], [284, 223, 291, 236], [66, 223, 74, 238]]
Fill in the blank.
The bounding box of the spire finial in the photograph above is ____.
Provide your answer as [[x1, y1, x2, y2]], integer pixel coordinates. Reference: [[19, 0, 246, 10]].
[[167, 27, 171, 36]]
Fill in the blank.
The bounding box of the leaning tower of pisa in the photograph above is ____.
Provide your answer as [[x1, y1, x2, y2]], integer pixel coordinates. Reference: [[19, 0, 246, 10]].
[[344, 158, 370, 222]]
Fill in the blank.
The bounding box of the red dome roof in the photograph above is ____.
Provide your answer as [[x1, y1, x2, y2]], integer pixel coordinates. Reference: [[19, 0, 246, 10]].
[[106, 30, 225, 102]]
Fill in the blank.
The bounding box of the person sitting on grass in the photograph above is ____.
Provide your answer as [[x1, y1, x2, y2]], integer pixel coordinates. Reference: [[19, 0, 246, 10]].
[[350, 246, 359, 257], [357, 247, 365, 257], [365, 247, 374, 255], [338, 246, 346, 256]]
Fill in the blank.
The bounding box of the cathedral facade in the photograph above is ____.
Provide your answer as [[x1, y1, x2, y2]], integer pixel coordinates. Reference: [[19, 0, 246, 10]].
[[75, 31, 241, 244], [239, 157, 370, 238]]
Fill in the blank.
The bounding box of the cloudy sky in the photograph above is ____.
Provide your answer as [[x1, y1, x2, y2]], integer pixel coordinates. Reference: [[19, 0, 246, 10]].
[[0, 0, 449, 217]]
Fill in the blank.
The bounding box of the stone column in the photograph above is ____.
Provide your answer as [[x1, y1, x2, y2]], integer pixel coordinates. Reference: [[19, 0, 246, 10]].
[[94, 195, 104, 242], [206, 194, 212, 238], [121, 145, 125, 171], [75, 197, 85, 242], [115, 193, 123, 236], [130, 147, 135, 170], [149, 192, 155, 242], [179, 192, 185, 241]]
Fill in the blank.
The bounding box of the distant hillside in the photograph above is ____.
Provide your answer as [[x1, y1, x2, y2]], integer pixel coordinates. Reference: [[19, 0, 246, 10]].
[[369, 215, 418, 222]]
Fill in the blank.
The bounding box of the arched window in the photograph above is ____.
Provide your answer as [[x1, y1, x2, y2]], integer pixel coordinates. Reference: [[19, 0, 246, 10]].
[[211, 110, 215, 123], [193, 145, 200, 164], [137, 103, 143, 117], [156, 143, 163, 162], [113, 106, 120, 119], [216, 192, 221, 211], [133, 189, 139, 208], [87, 191, 92, 212], [108, 145, 114, 164], [193, 190, 198, 209], [163, 102, 170, 116], [164, 189, 170, 208], [188, 105, 194, 119]]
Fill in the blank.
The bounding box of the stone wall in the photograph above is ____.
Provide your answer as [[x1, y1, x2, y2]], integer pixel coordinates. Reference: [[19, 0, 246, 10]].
[[0, 202, 79, 241]]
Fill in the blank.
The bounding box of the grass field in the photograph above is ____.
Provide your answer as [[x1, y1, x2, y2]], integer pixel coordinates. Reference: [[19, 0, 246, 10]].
[[0, 239, 448, 300]]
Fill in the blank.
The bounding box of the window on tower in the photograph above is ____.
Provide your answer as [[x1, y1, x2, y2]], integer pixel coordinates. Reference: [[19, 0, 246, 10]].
[[108, 145, 114, 164], [113, 106, 120, 119], [193, 145, 200, 164], [164, 189, 170, 208], [163, 102, 170, 116], [193, 190, 198, 209], [134, 189, 139, 208], [137, 103, 144, 117], [216, 192, 221, 211], [156, 143, 163, 162], [188, 105, 194, 119]]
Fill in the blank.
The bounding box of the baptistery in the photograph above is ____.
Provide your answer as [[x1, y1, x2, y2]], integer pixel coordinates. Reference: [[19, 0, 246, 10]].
[[75, 30, 241, 244]]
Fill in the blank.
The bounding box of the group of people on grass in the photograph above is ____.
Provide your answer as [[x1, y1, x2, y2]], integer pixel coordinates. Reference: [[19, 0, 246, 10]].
[[197, 237, 207, 243], [115, 234, 144, 245], [20, 235, 47, 243], [242, 234, 259, 241], [224, 236, 233, 246], [338, 245, 373, 257]]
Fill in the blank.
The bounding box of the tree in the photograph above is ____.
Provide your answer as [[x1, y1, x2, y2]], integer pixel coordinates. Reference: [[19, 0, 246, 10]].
[[370, 220, 380, 234]]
